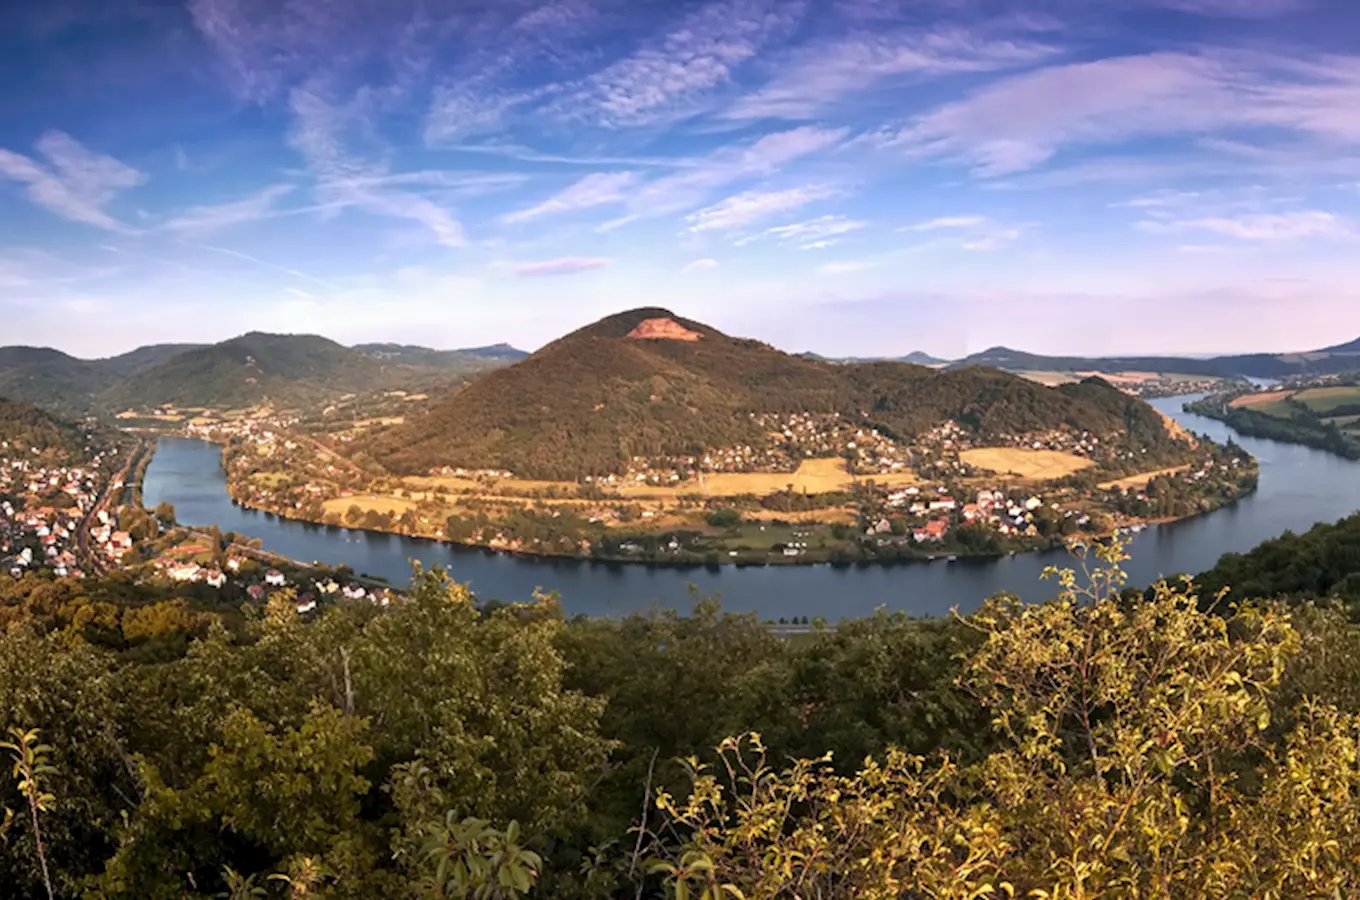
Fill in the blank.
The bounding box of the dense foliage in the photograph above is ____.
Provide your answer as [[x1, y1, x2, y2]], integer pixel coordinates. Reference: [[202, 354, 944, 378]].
[[7, 532, 1360, 896], [0, 346, 199, 418], [0, 398, 91, 463], [1195, 511, 1360, 614], [370, 308, 1185, 479]]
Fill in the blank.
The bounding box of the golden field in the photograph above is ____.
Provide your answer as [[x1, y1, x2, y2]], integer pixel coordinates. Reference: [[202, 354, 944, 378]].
[[1230, 390, 1293, 408], [960, 447, 1095, 481], [1097, 465, 1191, 491]]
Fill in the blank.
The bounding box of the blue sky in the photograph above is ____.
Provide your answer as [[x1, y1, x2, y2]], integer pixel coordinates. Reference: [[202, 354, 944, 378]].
[[3, 0, 1360, 359]]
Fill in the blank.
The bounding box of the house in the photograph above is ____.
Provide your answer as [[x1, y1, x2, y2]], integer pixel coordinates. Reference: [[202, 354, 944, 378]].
[[264, 569, 286, 587], [341, 584, 367, 600], [246, 584, 266, 601], [167, 562, 201, 582], [204, 569, 226, 589]]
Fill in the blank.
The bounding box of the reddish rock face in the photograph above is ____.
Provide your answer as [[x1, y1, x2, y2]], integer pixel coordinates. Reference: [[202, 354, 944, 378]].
[[625, 317, 703, 341]]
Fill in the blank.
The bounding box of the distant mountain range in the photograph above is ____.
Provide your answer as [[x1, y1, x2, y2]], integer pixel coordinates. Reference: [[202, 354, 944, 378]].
[[353, 342, 528, 369], [0, 336, 527, 415], [364, 307, 1182, 481], [945, 339, 1360, 378], [800, 350, 948, 366]]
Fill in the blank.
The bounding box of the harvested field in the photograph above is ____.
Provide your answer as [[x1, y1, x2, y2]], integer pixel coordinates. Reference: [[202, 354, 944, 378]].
[[1098, 465, 1191, 491], [1230, 390, 1294, 409], [959, 447, 1095, 481], [1015, 370, 1079, 386], [322, 495, 417, 516], [1294, 385, 1360, 414]]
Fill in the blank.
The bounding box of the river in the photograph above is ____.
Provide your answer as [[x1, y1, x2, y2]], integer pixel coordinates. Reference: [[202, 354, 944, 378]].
[[141, 395, 1360, 618]]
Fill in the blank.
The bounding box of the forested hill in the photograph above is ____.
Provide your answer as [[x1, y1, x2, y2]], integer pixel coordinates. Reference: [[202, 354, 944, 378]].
[[366, 307, 1183, 480], [1195, 512, 1360, 612], [97, 333, 513, 411], [0, 337, 519, 417], [0, 397, 89, 461]]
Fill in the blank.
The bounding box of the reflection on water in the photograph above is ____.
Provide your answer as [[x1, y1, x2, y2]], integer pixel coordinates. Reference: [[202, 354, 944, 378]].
[[141, 395, 1360, 618]]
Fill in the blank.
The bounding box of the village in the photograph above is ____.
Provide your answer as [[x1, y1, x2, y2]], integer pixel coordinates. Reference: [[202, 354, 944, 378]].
[[0, 425, 397, 618], [0, 440, 131, 579]]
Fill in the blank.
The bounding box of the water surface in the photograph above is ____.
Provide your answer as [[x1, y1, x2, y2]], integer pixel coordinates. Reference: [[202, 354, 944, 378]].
[[142, 396, 1360, 617]]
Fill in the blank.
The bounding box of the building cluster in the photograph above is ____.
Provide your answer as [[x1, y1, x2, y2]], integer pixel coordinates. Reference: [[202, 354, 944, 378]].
[[0, 446, 121, 579], [148, 544, 394, 613], [866, 484, 1093, 546]]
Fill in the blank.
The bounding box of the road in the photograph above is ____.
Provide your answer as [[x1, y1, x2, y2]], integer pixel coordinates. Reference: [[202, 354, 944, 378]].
[[75, 440, 145, 577]]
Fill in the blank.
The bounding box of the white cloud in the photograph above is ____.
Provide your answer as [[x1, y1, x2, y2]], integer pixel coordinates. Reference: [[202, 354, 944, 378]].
[[902, 215, 988, 231], [551, 0, 808, 127], [1138, 210, 1353, 240], [878, 50, 1360, 176], [735, 214, 867, 245], [817, 259, 879, 275], [961, 227, 1021, 250], [162, 184, 296, 233], [500, 172, 636, 224], [1150, 0, 1309, 16], [545, 126, 846, 232], [726, 28, 1057, 120], [685, 185, 841, 233], [425, 86, 545, 145], [516, 256, 612, 277], [681, 258, 720, 273], [0, 131, 146, 231], [288, 86, 468, 247]]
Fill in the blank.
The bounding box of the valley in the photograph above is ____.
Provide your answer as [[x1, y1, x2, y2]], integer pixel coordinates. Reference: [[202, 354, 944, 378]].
[[118, 309, 1258, 566]]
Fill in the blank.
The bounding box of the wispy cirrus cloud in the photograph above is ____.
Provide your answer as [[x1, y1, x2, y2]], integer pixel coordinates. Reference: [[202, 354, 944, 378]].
[[681, 258, 719, 273], [685, 185, 841, 232], [877, 50, 1360, 176], [1137, 210, 1354, 240], [549, 0, 808, 127], [161, 184, 296, 233], [499, 172, 636, 224], [735, 214, 868, 247], [1149, 0, 1310, 16], [726, 28, 1058, 120], [287, 86, 469, 247], [902, 215, 988, 231], [516, 256, 612, 277], [0, 131, 146, 231], [615, 125, 847, 225]]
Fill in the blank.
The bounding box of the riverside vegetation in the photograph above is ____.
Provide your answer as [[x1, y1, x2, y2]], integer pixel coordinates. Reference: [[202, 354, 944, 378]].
[[1185, 376, 1360, 460], [7, 523, 1360, 896]]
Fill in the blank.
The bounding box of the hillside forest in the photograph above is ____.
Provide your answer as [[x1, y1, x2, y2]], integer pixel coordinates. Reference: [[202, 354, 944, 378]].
[[7, 521, 1360, 897], [367, 309, 1188, 481]]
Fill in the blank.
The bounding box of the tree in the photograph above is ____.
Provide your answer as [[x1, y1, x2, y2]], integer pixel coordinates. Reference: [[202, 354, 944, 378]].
[[153, 502, 176, 527], [1, 727, 57, 900], [644, 539, 1360, 898]]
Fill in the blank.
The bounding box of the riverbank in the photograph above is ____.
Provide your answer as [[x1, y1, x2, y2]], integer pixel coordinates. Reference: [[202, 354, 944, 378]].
[[189, 431, 1257, 568], [1185, 395, 1360, 460]]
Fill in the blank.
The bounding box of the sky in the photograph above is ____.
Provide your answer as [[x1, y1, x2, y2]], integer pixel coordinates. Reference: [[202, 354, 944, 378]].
[[2, 0, 1360, 359]]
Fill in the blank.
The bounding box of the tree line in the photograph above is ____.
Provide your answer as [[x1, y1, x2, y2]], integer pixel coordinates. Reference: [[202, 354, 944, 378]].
[[4, 533, 1360, 896]]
